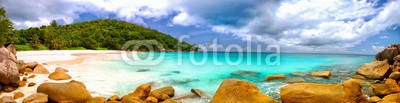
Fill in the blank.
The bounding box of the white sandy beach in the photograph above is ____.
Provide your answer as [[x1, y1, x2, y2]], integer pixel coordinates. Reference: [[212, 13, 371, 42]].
[[1, 50, 137, 103]]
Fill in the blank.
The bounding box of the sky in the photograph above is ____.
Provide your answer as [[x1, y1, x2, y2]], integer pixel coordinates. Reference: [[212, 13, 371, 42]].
[[1, 0, 399, 54]]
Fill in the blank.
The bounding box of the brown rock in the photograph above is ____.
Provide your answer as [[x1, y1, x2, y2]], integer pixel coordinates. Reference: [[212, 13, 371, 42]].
[[0, 60, 20, 85], [352, 74, 366, 80], [55, 67, 69, 72], [37, 80, 92, 103], [160, 94, 170, 101], [28, 82, 36, 87], [13, 92, 24, 99], [376, 46, 399, 64], [266, 74, 286, 81], [48, 71, 71, 80], [191, 88, 211, 99], [123, 84, 151, 100], [369, 96, 381, 103], [0, 46, 17, 62], [210, 79, 278, 103], [172, 93, 198, 100], [86, 97, 106, 103], [22, 93, 48, 103], [146, 96, 158, 103], [285, 77, 305, 83], [356, 60, 391, 79], [372, 79, 400, 96], [3, 86, 15, 92], [32, 65, 49, 74], [160, 99, 177, 103], [25, 68, 33, 74], [0, 96, 16, 103], [389, 72, 400, 79], [380, 93, 400, 103], [280, 79, 365, 103], [18, 65, 26, 74], [6, 44, 16, 56], [120, 97, 145, 103], [149, 86, 175, 100], [311, 71, 331, 78], [28, 74, 35, 78], [25, 62, 38, 69], [22, 77, 27, 81], [19, 81, 27, 87], [108, 95, 119, 101]]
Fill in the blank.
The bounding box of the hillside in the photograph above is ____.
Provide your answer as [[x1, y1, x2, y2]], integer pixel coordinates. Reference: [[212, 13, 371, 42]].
[[8, 19, 197, 51]]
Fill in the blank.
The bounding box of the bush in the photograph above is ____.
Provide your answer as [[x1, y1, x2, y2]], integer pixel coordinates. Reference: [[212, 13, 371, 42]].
[[15, 44, 32, 51], [65, 47, 87, 50], [37, 44, 49, 50], [96, 47, 108, 50]]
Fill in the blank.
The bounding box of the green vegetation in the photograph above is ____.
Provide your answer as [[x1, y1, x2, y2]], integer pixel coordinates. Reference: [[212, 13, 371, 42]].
[[0, 7, 197, 51]]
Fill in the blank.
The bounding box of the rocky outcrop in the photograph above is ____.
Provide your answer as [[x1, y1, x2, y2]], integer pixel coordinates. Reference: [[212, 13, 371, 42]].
[[376, 44, 400, 65], [149, 86, 175, 100], [22, 93, 48, 103], [86, 97, 106, 103], [311, 71, 331, 78], [32, 65, 49, 74], [372, 79, 400, 96], [280, 79, 366, 103], [356, 60, 391, 79], [266, 74, 286, 81], [0, 60, 20, 85], [0, 47, 17, 62], [122, 84, 151, 101], [210, 79, 278, 103], [48, 71, 71, 80], [37, 80, 92, 103], [6, 44, 16, 56], [380, 93, 400, 103]]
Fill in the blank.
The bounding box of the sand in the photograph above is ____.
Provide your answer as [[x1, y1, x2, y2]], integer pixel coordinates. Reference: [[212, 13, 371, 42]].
[[1, 50, 134, 103]]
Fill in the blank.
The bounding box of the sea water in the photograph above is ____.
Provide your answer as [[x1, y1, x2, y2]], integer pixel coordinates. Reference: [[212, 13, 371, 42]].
[[71, 52, 373, 102]]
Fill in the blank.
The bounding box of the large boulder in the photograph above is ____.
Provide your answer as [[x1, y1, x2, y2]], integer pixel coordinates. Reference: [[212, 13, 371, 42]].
[[210, 79, 278, 103], [280, 79, 366, 103], [32, 64, 50, 74], [376, 45, 399, 65], [37, 80, 92, 103], [311, 71, 331, 78], [372, 79, 400, 96], [6, 44, 16, 56], [356, 60, 391, 79], [0, 47, 17, 62], [122, 84, 151, 101], [48, 71, 71, 80], [0, 60, 20, 85], [22, 93, 48, 103], [149, 86, 175, 100], [380, 93, 400, 103]]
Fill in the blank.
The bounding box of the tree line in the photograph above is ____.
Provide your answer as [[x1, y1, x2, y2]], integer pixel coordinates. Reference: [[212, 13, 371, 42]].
[[0, 7, 198, 51]]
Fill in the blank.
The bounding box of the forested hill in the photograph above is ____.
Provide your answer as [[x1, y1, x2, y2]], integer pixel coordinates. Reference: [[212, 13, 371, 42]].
[[8, 19, 197, 51]]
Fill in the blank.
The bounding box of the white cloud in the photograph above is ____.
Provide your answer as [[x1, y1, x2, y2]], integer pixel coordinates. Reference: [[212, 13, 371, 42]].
[[372, 45, 386, 52]]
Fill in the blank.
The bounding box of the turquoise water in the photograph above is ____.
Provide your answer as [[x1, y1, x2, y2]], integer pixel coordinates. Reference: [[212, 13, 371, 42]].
[[99, 52, 373, 101]]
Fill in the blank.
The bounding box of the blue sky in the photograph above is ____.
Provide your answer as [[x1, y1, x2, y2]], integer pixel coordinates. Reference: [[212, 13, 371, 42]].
[[1, 0, 399, 54]]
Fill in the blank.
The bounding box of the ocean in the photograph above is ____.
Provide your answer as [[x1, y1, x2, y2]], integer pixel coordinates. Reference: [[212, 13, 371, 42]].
[[71, 52, 374, 102]]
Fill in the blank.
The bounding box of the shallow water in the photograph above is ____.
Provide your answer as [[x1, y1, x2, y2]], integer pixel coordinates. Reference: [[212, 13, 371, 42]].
[[70, 52, 373, 102]]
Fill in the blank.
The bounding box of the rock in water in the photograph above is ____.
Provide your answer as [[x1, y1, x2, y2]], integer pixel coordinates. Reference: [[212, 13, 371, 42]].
[[32, 65, 50, 74], [48, 72, 71, 80], [0, 60, 20, 85], [191, 88, 211, 99], [0, 96, 16, 103], [149, 86, 175, 100], [280, 79, 366, 103], [356, 60, 391, 79], [285, 77, 306, 83], [122, 84, 151, 101], [210, 79, 278, 103], [22, 93, 48, 103], [266, 74, 286, 81], [311, 71, 331, 78], [37, 80, 92, 102]]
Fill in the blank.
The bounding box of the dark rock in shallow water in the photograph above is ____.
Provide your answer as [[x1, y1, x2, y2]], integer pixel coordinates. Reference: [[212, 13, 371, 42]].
[[231, 70, 260, 76], [171, 78, 200, 84], [171, 71, 181, 74], [291, 72, 309, 77], [191, 88, 211, 99], [136, 69, 151, 72], [229, 70, 263, 82], [285, 78, 305, 83]]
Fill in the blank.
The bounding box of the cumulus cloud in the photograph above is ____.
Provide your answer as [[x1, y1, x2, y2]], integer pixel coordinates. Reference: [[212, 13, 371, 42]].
[[372, 45, 386, 52]]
